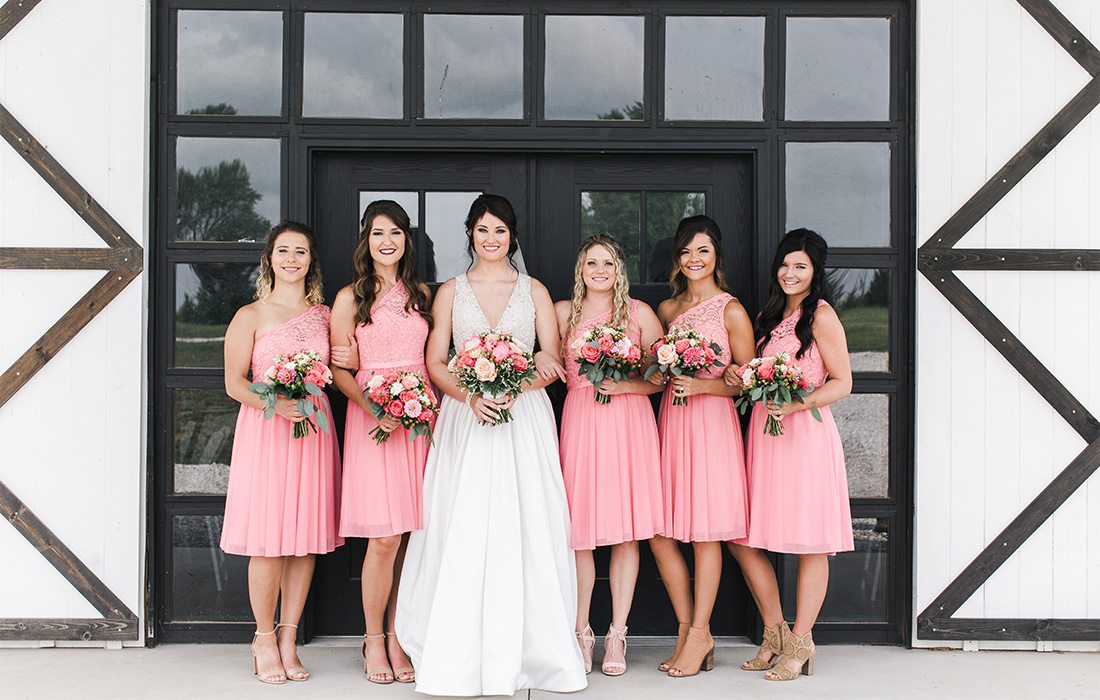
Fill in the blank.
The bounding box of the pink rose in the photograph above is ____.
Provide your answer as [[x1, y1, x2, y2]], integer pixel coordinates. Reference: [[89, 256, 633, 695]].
[[656, 344, 678, 366], [580, 345, 602, 363], [598, 336, 614, 352], [401, 374, 420, 389], [461, 354, 477, 368], [508, 341, 523, 354], [400, 391, 417, 402], [512, 355, 529, 371], [492, 343, 511, 361], [674, 339, 690, 353], [704, 347, 716, 363], [484, 333, 500, 343], [474, 357, 497, 382], [757, 364, 775, 381], [652, 339, 665, 350], [627, 346, 642, 362], [386, 400, 404, 417]]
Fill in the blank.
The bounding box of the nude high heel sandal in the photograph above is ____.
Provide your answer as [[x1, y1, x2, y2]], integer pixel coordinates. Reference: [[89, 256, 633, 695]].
[[576, 624, 595, 674], [658, 622, 690, 672], [275, 623, 310, 681], [386, 631, 416, 684], [362, 632, 394, 684], [764, 627, 815, 681], [667, 626, 715, 677], [602, 625, 628, 676], [742, 620, 788, 671], [251, 629, 287, 685]]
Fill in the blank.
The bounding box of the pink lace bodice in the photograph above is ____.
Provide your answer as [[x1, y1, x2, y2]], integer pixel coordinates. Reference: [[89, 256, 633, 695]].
[[669, 293, 734, 379], [250, 304, 331, 376], [564, 300, 642, 389], [354, 283, 429, 371], [759, 300, 830, 389]]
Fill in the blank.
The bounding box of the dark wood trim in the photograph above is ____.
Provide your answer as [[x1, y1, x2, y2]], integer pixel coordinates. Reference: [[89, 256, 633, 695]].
[[0, 480, 138, 621], [0, 247, 140, 270], [918, 618, 1100, 642], [919, 248, 1100, 271], [1018, 0, 1100, 77], [0, 618, 137, 642], [0, 0, 41, 42]]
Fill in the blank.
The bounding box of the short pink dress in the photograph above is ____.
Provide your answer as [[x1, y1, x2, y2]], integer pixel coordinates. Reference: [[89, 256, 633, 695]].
[[559, 300, 664, 550], [657, 293, 749, 543], [742, 301, 853, 554], [339, 283, 431, 538], [221, 304, 344, 557]]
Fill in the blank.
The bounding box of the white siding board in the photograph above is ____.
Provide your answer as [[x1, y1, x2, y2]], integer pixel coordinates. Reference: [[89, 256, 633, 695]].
[[0, 269, 103, 370], [915, 0, 956, 241], [0, 525, 99, 618]]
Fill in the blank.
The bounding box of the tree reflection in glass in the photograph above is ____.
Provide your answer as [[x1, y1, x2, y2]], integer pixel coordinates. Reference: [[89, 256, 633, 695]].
[[175, 263, 260, 368]]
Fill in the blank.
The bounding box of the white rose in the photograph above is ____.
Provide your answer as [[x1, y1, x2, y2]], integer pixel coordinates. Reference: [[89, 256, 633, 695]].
[[463, 337, 482, 351], [366, 375, 385, 391], [656, 344, 678, 366], [741, 368, 755, 385], [390, 382, 403, 397], [474, 357, 497, 382]]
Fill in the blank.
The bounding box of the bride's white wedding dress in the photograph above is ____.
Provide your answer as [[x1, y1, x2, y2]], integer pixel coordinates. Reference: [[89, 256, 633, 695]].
[[396, 273, 587, 697]]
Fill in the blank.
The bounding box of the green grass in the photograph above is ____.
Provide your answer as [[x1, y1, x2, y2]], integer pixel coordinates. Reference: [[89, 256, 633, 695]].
[[174, 340, 225, 368], [836, 305, 888, 353], [176, 321, 230, 338]]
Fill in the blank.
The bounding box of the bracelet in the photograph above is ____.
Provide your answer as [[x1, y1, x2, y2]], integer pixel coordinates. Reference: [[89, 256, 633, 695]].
[[464, 391, 474, 406]]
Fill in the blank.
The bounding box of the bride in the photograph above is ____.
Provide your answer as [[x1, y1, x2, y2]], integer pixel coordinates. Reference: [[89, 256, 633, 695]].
[[396, 194, 587, 696]]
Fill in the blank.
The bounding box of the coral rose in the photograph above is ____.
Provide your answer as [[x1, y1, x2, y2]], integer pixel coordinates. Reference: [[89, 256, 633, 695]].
[[580, 345, 602, 363]]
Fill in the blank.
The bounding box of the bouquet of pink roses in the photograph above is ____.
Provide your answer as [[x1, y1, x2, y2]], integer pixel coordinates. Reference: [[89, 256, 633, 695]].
[[643, 325, 724, 406], [249, 349, 333, 439], [364, 370, 438, 445], [571, 324, 645, 404], [734, 353, 822, 436], [448, 331, 536, 425]]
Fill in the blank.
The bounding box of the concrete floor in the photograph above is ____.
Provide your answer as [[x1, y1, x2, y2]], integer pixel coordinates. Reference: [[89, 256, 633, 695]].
[[0, 642, 1096, 699]]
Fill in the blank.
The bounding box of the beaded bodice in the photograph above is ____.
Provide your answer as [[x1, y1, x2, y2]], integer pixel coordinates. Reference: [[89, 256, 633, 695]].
[[759, 300, 830, 389], [451, 273, 536, 352], [251, 304, 331, 376], [564, 299, 641, 389], [668, 292, 733, 379], [354, 283, 428, 370]]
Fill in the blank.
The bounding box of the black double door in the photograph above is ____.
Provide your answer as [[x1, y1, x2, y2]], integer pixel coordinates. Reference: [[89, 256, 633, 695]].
[[311, 151, 755, 638]]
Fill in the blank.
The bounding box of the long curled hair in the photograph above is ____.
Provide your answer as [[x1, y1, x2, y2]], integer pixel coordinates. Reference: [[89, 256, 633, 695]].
[[464, 194, 521, 271], [566, 235, 632, 340], [668, 215, 732, 298], [755, 228, 833, 359], [255, 220, 324, 305], [352, 200, 432, 327]]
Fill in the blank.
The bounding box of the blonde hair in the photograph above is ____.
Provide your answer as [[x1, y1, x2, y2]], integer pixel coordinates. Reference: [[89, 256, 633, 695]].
[[566, 235, 632, 340], [255, 220, 324, 306]]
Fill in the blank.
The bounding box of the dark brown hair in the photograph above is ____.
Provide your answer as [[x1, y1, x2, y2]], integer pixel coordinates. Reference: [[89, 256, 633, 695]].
[[353, 200, 432, 327], [464, 194, 520, 270], [755, 228, 833, 359], [255, 220, 324, 305], [668, 215, 732, 299]]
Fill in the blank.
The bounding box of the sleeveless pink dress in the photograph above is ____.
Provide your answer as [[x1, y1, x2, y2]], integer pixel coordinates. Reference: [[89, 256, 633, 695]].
[[339, 283, 432, 538], [657, 293, 749, 543], [559, 300, 664, 550], [742, 301, 853, 554], [221, 304, 344, 556]]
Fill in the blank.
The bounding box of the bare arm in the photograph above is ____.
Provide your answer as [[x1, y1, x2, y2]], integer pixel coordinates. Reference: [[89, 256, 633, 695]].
[[803, 305, 852, 409], [425, 279, 463, 400], [329, 287, 369, 412], [671, 298, 754, 399], [525, 279, 563, 392], [224, 305, 302, 421]]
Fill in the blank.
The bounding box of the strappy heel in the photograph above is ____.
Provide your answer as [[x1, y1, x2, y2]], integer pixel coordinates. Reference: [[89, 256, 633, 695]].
[[658, 622, 690, 672], [386, 631, 416, 684], [362, 632, 394, 684], [764, 627, 815, 681], [275, 623, 309, 681], [251, 628, 287, 685], [742, 620, 789, 671], [668, 626, 715, 677], [602, 625, 628, 676], [576, 624, 595, 674]]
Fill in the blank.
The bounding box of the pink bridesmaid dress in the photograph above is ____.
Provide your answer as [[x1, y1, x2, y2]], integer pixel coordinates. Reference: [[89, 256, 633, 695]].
[[339, 283, 431, 538], [221, 304, 344, 556], [559, 300, 664, 550], [742, 300, 853, 554], [657, 292, 749, 542]]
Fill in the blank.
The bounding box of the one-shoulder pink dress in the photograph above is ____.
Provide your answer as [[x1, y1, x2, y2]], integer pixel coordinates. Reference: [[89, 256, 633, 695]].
[[221, 304, 344, 556], [339, 283, 432, 538], [559, 300, 664, 550], [657, 293, 749, 543], [742, 301, 853, 554]]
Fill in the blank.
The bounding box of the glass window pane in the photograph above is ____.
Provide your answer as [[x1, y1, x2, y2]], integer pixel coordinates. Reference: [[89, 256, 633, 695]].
[[424, 15, 524, 119], [664, 16, 765, 121], [176, 137, 280, 243], [581, 192, 642, 282], [177, 10, 283, 116], [645, 192, 705, 283], [782, 517, 889, 621], [303, 13, 403, 118], [832, 393, 889, 498], [424, 192, 483, 283], [358, 191, 420, 229], [786, 142, 890, 247], [172, 515, 251, 621], [829, 268, 890, 370], [175, 263, 260, 368], [173, 389, 238, 495], [785, 17, 890, 121], [545, 16, 645, 121]]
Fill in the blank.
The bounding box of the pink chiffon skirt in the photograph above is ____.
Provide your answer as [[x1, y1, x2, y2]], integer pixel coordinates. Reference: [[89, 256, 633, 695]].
[[657, 390, 748, 543], [559, 385, 664, 550], [221, 395, 343, 556]]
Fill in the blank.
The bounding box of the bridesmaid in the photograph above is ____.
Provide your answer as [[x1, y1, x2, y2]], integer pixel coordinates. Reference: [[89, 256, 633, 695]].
[[726, 229, 853, 681], [221, 221, 343, 684], [331, 200, 433, 685], [646, 215, 755, 677], [555, 235, 665, 676]]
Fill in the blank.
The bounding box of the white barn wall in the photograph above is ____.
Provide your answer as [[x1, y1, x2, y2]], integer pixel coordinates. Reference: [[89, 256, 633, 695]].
[[915, 0, 1100, 648], [0, 0, 149, 645]]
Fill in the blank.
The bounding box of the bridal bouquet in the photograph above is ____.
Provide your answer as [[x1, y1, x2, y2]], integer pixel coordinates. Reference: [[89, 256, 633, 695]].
[[643, 326, 724, 406], [448, 331, 536, 425], [250, 349, 333, 439], [734, 353, 821, 436], [364, 370, 438, 445], [571, 324, 645, 404]]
